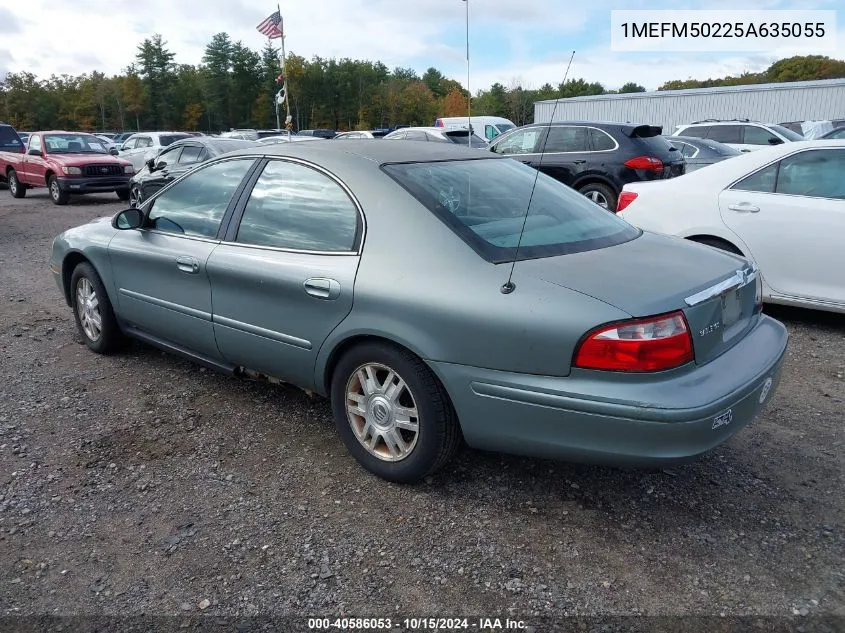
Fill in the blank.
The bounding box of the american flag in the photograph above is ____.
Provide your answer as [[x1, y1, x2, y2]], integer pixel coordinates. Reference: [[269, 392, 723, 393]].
[[256, 10, 283, 39]]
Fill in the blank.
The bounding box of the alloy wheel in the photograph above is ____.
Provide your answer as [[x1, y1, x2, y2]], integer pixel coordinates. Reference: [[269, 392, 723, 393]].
[[50, 180, 60, 202], [585, 190, 609, 208], [75, 277, 102, 342], [129, 186, 141, 207], [345, 363, 420, 462]]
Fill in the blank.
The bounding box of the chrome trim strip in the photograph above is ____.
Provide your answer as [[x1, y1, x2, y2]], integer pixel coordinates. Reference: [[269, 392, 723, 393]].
[[217, 240, 360, 256], [685, 265, 758, 307], [213, 315, 312, 350], [140, 229, 221, 244], [118, 288, 212, 321]]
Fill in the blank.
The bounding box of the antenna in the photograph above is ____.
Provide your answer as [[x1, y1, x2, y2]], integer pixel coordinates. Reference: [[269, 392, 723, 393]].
[[501, 50, 575, 294]]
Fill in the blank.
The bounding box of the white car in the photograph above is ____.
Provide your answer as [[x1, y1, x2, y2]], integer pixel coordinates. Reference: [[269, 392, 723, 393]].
[[383, 127, 488, 148], [118, 132, 192, 171], [673, 120, 804, 153], [617, 140, 845, 314]]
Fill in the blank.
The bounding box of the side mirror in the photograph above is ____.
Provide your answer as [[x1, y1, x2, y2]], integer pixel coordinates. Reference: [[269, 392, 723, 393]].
[[768, 137, 784, 145], [28, 148, 43, 157], [109, 147, 119, 155], [146, 158, 157, 171], [112, 207, 144, 230]]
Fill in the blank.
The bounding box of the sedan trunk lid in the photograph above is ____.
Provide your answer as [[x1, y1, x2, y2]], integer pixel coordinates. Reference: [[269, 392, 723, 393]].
[[516, 231, 759, 366]]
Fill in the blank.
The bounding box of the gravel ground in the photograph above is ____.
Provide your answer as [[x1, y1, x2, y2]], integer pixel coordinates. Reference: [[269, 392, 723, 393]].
[[0, 190, 843, 630]]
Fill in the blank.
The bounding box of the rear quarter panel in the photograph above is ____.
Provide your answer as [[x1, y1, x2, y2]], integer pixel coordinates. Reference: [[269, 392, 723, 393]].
[[311, 157, 631, 388]]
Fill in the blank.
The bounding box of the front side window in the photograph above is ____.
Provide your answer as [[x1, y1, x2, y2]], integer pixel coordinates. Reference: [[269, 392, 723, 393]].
[[776, 149, 845, 200], [154, 147, 182, 169], [826, 128, 845, 140], [122, 137, 137, 150], [743, 126, 782, 146], [235, 160, 359, 252], [491, 128, 541, 155], [136, 137, 153, 149], [383, 158, 639, 263], [146, 158, 254, 238], [732, 163, 778, 193], [544, 126, 588, 153]]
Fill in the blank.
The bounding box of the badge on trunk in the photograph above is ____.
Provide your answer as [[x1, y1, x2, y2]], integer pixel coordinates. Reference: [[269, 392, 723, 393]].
[[712, 409, 733, 430]]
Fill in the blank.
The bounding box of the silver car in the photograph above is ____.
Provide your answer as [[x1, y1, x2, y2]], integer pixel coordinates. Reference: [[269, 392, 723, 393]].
[[49, 141, 787, 483]]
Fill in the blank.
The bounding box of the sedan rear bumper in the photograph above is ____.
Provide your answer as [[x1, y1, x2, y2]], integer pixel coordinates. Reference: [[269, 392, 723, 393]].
[[58, 176, 131, 194], [431, 314, 787, 466]]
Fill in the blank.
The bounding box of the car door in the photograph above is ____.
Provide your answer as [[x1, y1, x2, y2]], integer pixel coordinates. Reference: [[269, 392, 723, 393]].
[[718, 147, 845, 304], [139, 145, 183, 199], [22, 134, 46, 184], [206, 158, 363, 389], [119, 136, 139, 165], [535, 125, 590, 186], [108, 157, 258, 358]]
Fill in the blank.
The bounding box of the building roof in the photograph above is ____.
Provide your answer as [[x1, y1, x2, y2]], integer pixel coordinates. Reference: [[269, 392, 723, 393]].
[[535, 77, 845, 104]]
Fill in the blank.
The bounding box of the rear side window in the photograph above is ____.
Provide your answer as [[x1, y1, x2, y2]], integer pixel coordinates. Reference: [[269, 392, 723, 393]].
[[743, 126, 781, 146], [732, 163, 777, 193], [178, 145, 205, 164], [544, 126, 588, 152], [589, 128, 616, 151], [235, 160, 359, 252], [0, 126, 24, 152], [707, 126, 742, 144], [383, 158, 639, 263], [699, 140, 740, 156], [680, 126, 710, 139]]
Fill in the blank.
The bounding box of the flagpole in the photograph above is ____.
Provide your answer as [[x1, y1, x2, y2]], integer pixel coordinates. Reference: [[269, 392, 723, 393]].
[[465, 0, 471, 147], [279, 4, 292, 137]]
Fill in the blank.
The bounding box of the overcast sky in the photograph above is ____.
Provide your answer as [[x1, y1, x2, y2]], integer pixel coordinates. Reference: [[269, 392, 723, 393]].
[[0, 0, 842, 91]]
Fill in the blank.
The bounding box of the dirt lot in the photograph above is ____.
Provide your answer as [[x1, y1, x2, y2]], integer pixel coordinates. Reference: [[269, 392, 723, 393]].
[[0, 190, 843, 630]]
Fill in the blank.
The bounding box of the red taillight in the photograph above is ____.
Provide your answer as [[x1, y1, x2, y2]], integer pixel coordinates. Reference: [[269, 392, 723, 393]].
[[624, 156, 663, 171], [616, 190, 638, 213], [574, 311, 694, 372]]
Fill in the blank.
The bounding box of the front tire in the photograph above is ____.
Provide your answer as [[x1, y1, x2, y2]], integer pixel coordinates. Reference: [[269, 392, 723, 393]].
[[579, 182, 617, 211], [116, 188, 130, 201], [330, 342, 462, 483], [8, 170, 26, 198], [70, 262, 122, 354], [129, 185, 142, 208], [49, 176, 70, 205]]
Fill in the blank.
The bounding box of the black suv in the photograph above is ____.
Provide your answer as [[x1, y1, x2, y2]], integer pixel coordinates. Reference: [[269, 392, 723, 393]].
[[488, 121, 685, 210]]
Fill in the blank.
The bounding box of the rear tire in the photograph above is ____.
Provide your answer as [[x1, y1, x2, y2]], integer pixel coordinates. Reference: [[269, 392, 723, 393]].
[[70, 262, 123, 354], [49, 176, 70, 205], [8, 170, 26, 198], [689, 236, 743, 256], [330, 342, 462, 484], [578, 182, 617, 211]]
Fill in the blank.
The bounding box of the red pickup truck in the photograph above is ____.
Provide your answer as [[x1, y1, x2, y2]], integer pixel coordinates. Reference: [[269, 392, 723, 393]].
[[0, 129, 134, 205]]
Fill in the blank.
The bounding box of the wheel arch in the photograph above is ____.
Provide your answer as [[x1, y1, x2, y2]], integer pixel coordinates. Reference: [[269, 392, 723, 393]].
[[684, 233, 746, 256], [61, 251, 112, 308], [571, 173, 618, 193], [45, 169, 56, 185]]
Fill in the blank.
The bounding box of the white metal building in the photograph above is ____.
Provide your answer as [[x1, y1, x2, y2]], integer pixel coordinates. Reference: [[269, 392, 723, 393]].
[[533, 78, 845, 132]]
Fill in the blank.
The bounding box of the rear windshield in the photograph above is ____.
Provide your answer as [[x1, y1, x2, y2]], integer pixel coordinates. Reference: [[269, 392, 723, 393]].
[[383, 158, 640, 263], [160, 134, 191, 146], [445, 133, 488, 148], [0, 126, 24, 153], [632, 133, 680, 159]]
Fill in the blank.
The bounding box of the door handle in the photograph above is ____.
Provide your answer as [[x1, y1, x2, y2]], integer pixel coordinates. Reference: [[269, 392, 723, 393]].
[[303, 277, 341, 300], [728, 203, 760, 213], [573, 159, 587, 164], [175, 255, 200, 274]]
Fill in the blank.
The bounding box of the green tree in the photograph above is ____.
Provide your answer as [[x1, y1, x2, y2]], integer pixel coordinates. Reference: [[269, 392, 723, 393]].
[[619, 82, 646, 93], [135, 34, 176, 129]]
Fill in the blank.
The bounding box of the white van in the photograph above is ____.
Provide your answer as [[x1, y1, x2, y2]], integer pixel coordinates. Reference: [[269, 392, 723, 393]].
[[433, 116, 516, 142]]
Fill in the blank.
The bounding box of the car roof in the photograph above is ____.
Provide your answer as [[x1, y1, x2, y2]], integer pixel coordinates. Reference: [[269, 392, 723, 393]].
[[225, 139, 503, 165]]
